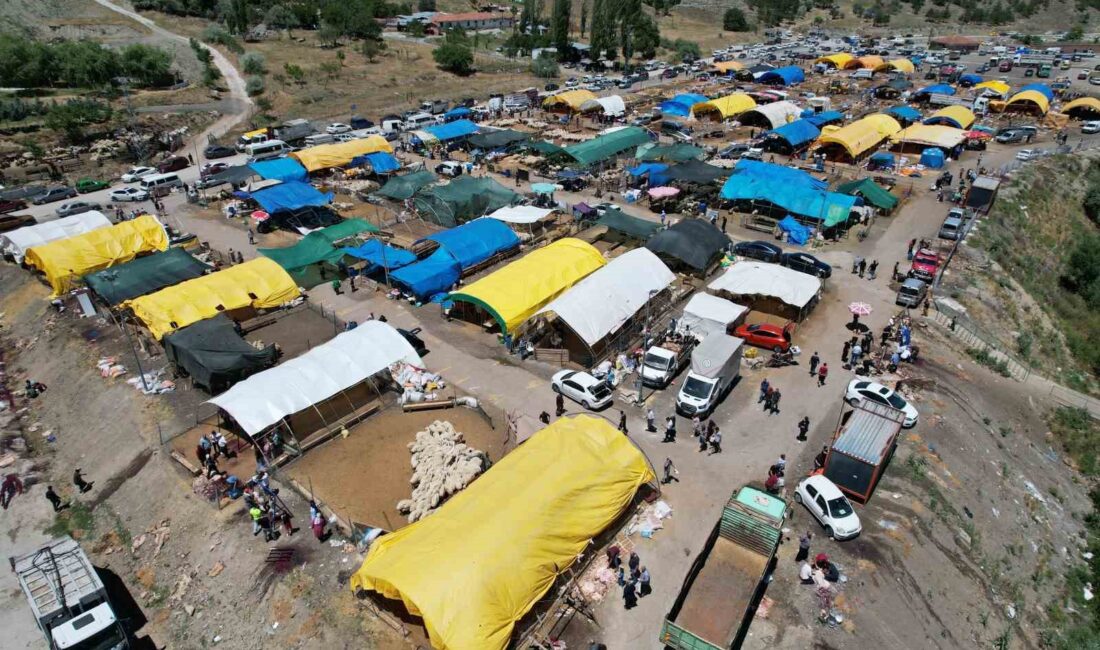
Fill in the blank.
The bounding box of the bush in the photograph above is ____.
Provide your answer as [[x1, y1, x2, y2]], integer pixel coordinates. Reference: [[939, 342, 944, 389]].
[[45, 99, 112, 144], [1048, 406, 1098, 475], [245, 75, 265, 96], [120, 44, 175, 87], [722, 7, 751, 31], [241, 52, 266, 75], [531, 54, 559, 78], [202, 25, 244, 54]]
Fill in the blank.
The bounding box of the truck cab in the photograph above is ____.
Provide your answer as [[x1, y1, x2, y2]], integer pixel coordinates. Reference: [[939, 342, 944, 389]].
[[641, 336, 696, 387]]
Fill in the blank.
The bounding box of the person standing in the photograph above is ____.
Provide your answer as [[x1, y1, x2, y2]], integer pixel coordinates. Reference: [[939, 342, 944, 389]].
[[841, 340, 851, 364], [907, 238, 916, 260], [332, 278, 343, 295], [797, 416, 810, 442], [795, 531, 813, 563], [45, 486, 64, 512], [817, 363, 828, 386], [662, 457, 679, 483], [868, 260, 878, 280], [770, 389, 782, 414], [628, 551, 640, 577], [73, 469, 93, 494], [758, 378, 770, 403], [663, 416, 677, 442], [763, 386, 774, 411], [247, 227, 255, 245], [250, 505, 263, 535], [849, 343, 862, 368], [646, 407, 656, 432], [623, 579, 638, 610], [556, 392, 566, 417], [808, 351, 820, 376], [639, 567, 652, 597], [618, 410, 628, 434], [892, 261, 900, 281], [858, 258, 867, 278], [814, 446, 829, 470], [708, 428, 722, 454]]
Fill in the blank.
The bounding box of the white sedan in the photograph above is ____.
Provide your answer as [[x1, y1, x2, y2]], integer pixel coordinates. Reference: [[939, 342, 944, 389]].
[[1083, 120, 1100, 134], [121, 166, 155, 183], [109, 187, 149, 202], [1016, 149, 1040, 161], [794, 475, 862, 540], [326, 123, 351, 134], [551, 370, 613, 410], [845, 379, 919, 427]]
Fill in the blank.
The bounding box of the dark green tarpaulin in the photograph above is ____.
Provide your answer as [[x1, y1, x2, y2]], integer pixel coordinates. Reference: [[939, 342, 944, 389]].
[[315, 218, 378, 241], [527, 140, 565, 155], [162, 314, 277, 394], [258, 219, 376, 288], [834, 178, 899, 211], [376, 170, 438, 201], [413, 176, 519, 227], [562, 126, 650, 166], [637, 144, 706, 163], [663, 159, 731, 184], [468, 129, 531, 149], [595, 209, 661, 241], [84, 248, 208, 306]]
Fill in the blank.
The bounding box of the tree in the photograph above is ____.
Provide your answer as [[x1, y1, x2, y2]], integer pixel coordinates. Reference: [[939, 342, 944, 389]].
[[283, 62, 306, 84], [433, 30, 474, 75], [45, 99, 112, 144], [264, 5, 301, 29], [1085, 182, 1100, 225], [673, 38, 700, 62], [551, 0, 572, 55], [245, 75, 265, 95], [618, 0, 640, 63], [362, 38, 385, 62], [221, 0, 251, 34], [589, 0, 616, 59], [579, 0, 588, 36], [417, 0, 436, 9], [531, 53, 559, 77], [119, 44, 175, 87], [723, 7, 751, 30], [241, 52, 267, 75], [632, 13, 659, 60], [1063, 232, 1100, 308]]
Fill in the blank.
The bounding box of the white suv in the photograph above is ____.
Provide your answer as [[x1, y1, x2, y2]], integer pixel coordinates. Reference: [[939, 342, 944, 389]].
[[551, 370, 613, 410]]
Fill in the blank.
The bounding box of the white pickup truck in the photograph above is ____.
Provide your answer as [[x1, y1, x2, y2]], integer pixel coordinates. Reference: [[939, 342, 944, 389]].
[[641, 337, 697, 388]]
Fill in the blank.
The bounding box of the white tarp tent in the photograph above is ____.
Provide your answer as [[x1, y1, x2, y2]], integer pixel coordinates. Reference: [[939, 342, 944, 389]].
[[486, 205, 555, 224], [579, 95, 626, 117], [208, 321, 422, 436], [678, 293, 748, 340], [0, 211, 112, 263], [744, 100, 802, 129], [535, 248, 674, 346], [708, 261, 821, 308]]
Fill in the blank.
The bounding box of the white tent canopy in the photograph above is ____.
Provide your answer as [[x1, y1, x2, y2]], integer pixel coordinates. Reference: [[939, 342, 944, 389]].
[[208, 321, 422, 436], [708, 261, 821, 308], [486, 205, 555, 224], [579, 95, 626, 117], [535, 248, 674, 346], [743, 100, 803, 129], [679, 293, 748, 340], [0, 211, 112, 263]]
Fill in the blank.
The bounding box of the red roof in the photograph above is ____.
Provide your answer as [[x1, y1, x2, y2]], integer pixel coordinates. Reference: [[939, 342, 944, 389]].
[[432, 12, 504, 23]]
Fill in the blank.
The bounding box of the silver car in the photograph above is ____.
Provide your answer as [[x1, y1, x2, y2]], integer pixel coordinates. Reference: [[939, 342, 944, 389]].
[[55, 201, 101, 217]]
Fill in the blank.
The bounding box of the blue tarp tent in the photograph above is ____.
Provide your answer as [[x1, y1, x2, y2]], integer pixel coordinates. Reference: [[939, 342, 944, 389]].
[[767, 120, 821, 148], [804, 111, 843, 127], [920, 148, 945, 168], [885, 105, 921, 123], [913, 84, 955, 97], [250, 181, 333, 213], [390, 248, 462, 299], [720, 161, 858, 227], [424, 218, 520, 268], [735, 160, 828, 189], [758, 66, 805, 86], [249, 158, 308, 183], [658, 94, 708, 117], [628, 162, 669, 177], [1020, 83, 1054, 100], [341, 239, 417, 272], [958, 73, 983, 86], [869, 152, 895, 170], [778, 215, 811, 245], [350, 152, 401, 173], [422, 119, 480, 142], [443, 107, 471, 121]]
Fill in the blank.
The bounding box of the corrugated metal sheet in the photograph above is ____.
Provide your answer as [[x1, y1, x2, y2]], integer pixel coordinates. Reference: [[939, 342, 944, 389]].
[[832, 400, 905, 464]]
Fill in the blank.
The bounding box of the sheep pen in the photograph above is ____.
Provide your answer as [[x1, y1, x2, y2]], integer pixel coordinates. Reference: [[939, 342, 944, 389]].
[[396, 420, 490, 523]]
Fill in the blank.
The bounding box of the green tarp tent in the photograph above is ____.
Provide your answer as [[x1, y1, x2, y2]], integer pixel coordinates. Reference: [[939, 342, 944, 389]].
[[636, 144, 706, 163], [413, 176, 519, 227], [595, 209, 661, 241], [162, 314, 277, 393], [84, 248, 209, 306], [376, 170, 438, 201], [834, 178, 899, 211], [562, 127, 651, 166], [258, 219, 377, 288], [527, 140, 566, 155], [468, 129, 531, 149]]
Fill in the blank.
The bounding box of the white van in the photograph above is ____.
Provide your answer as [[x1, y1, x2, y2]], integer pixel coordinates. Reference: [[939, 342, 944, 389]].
[[245, 139, 289, 162], [139, 172, 183, 192], [303, 133, 335, 147], [403, 113, 435, 130]]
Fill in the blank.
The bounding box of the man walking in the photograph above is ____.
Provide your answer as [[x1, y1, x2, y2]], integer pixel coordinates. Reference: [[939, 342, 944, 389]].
[[849, 343, 862, 368], [331, 278, 343, 295], [817, 363, 828, 386], [841, 340, 851, 364], [73, 468, 93, 494], [868, 260, 878, 280], [758, 378, 770, 404], [663, 416, 677, 442], [618, 410, 628, 434], [808, 351, 820, 376], [795, 531, 814, 563], [768, 389, 782, 414], [708, 427, 722, 455], [556, 392, 566, 417], [858, 258, 867, 278], [646, 407, 656, 432], [45, 486, 65, 512], [797, 416, 810, 442], [639, 567, 652, 597], [247, 227, 255, 245], [662, 457, 679, 484]]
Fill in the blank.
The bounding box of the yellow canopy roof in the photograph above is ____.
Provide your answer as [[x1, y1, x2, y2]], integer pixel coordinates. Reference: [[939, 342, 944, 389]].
[[450, 238, 605, 333], [1006, 90, 1050, 114], [289, 136, 394, 172], [542, 89, 597, 111], [924, 105, 976, 129], [876, 58, 915, 74], [815, 53, 853, 68], [692, 93, 757, 119], [890, 124, 967, 148], [349, 415, 654, 650], [974, 80, 1010, 96], [24, 214, 168, 296], [846, 55, 884, 70], [817, 114, 901, 158], [712, 60, 745, 73], [123, 257, 301, 339], [1063, 96, 1100, 116]]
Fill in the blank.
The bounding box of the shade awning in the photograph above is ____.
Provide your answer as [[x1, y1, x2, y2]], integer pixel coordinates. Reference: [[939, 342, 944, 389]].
[[542, 89, 597, 111], [250, 181, 333, 213], [594, 208, 661, 240], [740, 100, 802, 129], [562, 127, 651, 166], [833, 178, 898, 211], [767, 119, 821, 148], [376, 170, 437, 200], [248, 158, 308, 183], [290, 136, 395, 172], [692, 93, 757, 119], [708, 261, 821, 308], [421, 119, 480, 142], [424, 218, 520, 268], [0, 211, 112, 263], [341, 239, 417, 271], [84, 248, 209, 305], [645, 218, 731, 270], [350, 152, 401, 174], [162, 314, 277, 392], [922, 105, 975, 129], [486, 205, 555, 224], [891, 124, 967, 149], [579, 95, 626, 116], [679, 293, 747, 340], [974, 80, 1010, 96]]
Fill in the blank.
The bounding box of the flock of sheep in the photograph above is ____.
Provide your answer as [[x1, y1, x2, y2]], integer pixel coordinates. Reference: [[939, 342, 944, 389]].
[[396, 420, 489, 523]]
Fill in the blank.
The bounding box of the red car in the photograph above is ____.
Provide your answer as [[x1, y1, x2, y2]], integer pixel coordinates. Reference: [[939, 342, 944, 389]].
[[734, 322, 795, 353], [909, 248, 941, 282], [157, 156, 190, 173], [0, 199, 27, 214]]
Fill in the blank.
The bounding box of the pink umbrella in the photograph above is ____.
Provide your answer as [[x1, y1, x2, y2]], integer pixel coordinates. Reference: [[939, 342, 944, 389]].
[[250, 210, 270, 222], [647, 186, 681, 199], [848, 302, 873, 316]]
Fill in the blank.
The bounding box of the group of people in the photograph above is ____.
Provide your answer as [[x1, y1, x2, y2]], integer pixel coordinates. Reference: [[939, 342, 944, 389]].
[[850, 257, 879, 280], [764, 454, 787, 493], [758, 378, 782, 414], [606, 546, 651, 610], [195, 431, 236, 479], [243, 475, 296, 543], [650, 409, 722, 454]]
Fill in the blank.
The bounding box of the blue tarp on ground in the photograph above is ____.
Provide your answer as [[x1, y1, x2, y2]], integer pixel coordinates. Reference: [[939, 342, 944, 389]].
[[658, 93, 708, 117], [250, 181, 333, 213], [913, 84, 955, 97], [340, 239, 417, 273], [423, 119, 480, 142], [885, 105, 922, 123], [1020, 83, 1054, 100], [249, 158, 308, 183], [424, 218, 520, 269], [758, 66, 805, 85], [720, 161, 859, 227], [390, 247, 462, 300], [804, 111, 843, 127], [778, 215, 811, 245], [767, 119, 821, 148], [920, 148, 945, 168], [350, 152, 401, 173], [959, 73, 983, 86]]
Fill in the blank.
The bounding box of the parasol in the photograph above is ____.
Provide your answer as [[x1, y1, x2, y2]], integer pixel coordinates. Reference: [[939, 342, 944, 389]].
[[647, 186, 681, 199], [848, 302, 873, 316]]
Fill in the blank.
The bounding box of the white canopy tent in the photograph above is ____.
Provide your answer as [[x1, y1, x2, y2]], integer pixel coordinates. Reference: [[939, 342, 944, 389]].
[[534, 248, 674, 347], [0, 211, 112, 263], [579, 95, 626, 117], [742, 100, 803, 129], [678, 293, 748, 340], [485, 205, 555, 224], [208, 321, 422, 436], [708, 261, 822, 309]]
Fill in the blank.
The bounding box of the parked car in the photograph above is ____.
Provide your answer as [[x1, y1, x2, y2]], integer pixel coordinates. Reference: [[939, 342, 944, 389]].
[[1016, 149, 1040, 161], [398, 327, 428, 357], [544, 82, 560, 91], [780, 251, 831, 277], [0, 198, 27, 214], [0, 213, 36, 233], [201, 162, 230, 176], [551, 370, 613, 410], [1084, 121, 1100, 134], [75, 178, 109, 193], [732, 240, 782, 263], [909, 248, 940, 281], [593, 202, 622, 216], [203, 144, 236, 159], [326, 122, 352, 134], [845, 378, 919, 427], [109, 187, 150, 202], [156, 156, 189, 173], [32, 186, 77, 205], [435, 161, 463, 177], [350, 116, 375, 128], [794, 475, 862, 540], [733, 322, 794, 352], [121, 166, 156, 183], [995, 130, 1025, 144], [55, 201, 101, 218]]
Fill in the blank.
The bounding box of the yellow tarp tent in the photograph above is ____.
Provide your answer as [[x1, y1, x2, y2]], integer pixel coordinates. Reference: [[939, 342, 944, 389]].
[[975, 80, 1010, 96], [449, 238, 605, 333], [692, 93, 757, 120], [289, 136, 394, 172], [876, 58, 915, 74], [1005, 90, 1050, 114], [349, 415, 654, 650], [542, 89, 597, 112], [817, 114, 901, 159], [890, 124, 967, 148], [712, 60, 745, 73], [123, 257, 301, 339], [923, 105, 976, 129], [1063, 96, 1100, 117], [24, 214, 168, 296], [846, 55, 884, 70], [815, 53, 853, 69]]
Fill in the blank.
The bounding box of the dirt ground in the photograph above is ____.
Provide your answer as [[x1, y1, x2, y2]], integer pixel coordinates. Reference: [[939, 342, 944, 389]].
[[243, 305, 341, 361], [285, 405, 507, 532]]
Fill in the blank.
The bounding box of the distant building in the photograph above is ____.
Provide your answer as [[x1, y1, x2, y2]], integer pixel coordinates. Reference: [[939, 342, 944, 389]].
[[930, 36, 981, 52], [395, 11, 436, 28], [431, 11, 514, 31]]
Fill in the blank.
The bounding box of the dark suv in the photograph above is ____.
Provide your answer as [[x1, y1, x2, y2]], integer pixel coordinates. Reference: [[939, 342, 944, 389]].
[[157, 156, 190, 173]]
